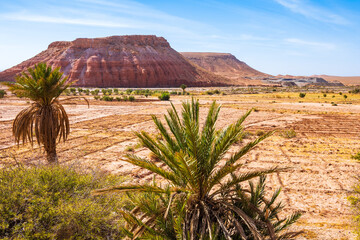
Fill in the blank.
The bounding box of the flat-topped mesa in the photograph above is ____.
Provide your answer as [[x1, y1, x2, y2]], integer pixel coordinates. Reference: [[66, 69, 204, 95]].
[[48, 35, 171, 49], [0, 35, 228, 87]]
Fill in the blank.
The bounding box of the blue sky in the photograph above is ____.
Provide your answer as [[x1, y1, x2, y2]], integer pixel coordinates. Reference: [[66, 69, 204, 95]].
[[0, 0, 359, 76]]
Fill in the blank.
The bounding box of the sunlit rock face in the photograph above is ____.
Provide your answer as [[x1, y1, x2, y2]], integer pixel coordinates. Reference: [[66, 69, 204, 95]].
[[0, 35, 229, 87]]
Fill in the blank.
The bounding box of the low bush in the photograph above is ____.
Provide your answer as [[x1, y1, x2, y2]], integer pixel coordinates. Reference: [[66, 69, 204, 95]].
[[351, 152, 360, 161], [255, 129, 265, 136], [94, 89, 100, 95], [0, 165, 126, 239], [350, 88, 360, 94], [93, 95, 100, 100], [158, 92, 170, 101], [102, 95, 113, 101], [280, 129, 297, 138], [299, 93, 306, 98], [0, 89, 7, 98], [129, 96, 135, 102], [348, 175, 360, 238], [83, 89, 90, 95]]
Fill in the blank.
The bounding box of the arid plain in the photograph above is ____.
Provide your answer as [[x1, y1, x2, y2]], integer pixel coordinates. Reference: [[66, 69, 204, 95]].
[[1, 87, 360, 239]]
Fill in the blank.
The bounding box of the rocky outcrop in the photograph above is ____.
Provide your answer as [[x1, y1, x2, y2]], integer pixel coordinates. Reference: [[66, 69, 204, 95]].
[[0, 35, 228, 87], [262, 77, 344, 87]]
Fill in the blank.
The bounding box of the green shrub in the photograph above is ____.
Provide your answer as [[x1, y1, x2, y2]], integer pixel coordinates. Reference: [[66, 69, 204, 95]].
[[114, 88, 119, 94], [129, 96, 135, 102], [122, 95, 128, 101], [107, 89, 113, 95], [348, 175, 360, 238], [350, 88, 360, 94], [77, 88, 83, 93], [255, 129, 265, 136], [158, 92, 170, 101], [116, 97, 122, 101], [280, 129, 297, 138], [102, 95, 113, 101], [94, 96, 100, 100], [299, 93, 306, 98], [0, 165, 126, 239], [101, 89, 107, 95], [0, 89, 7, 98], [323, 93, 327, 97], [351, 152, 360, 161], [69, 88, 76, 93], [344, 94, 348, 99], [125, 145, 134, 152], [205, 90, 214, 95], [170, 91, 178, 95], [64, 89, 71, 96], [84, 89, 90, 95], [125, 89, 133, 95]]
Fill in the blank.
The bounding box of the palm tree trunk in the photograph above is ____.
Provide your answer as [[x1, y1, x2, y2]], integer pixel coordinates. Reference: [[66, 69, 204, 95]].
[[46, 138, 58, 164], [46, 149, 58, 164]]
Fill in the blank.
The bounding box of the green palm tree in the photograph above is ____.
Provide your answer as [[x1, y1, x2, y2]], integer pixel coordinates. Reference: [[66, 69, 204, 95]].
[[4, 63, 75, 163], [180, 84, 187, 94], [95, 99, 293, 239]]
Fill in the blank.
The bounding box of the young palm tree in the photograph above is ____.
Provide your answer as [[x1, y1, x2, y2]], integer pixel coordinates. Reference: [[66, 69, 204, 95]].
[[180, 84, 187, 94], [4, 63, 75, 163], [95, 99, 295, 239]]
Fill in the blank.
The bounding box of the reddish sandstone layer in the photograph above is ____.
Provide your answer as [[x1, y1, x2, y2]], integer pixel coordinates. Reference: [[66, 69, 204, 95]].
[[0, 35, 228, 87]]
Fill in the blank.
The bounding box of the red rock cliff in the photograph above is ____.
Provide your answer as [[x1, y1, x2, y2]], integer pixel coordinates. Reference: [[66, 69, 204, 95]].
[[0, 35, 228, 87]]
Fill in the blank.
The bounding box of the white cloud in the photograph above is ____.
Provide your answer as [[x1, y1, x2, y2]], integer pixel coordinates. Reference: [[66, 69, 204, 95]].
[[285, 38, 335, 50], [1, 13, 138, 28], [274, 0, 349, 25], [0, 0, 209, 35]]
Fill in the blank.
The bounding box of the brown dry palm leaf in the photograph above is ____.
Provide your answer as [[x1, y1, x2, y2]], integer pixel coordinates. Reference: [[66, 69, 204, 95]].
[[4, 62, 88, 163]]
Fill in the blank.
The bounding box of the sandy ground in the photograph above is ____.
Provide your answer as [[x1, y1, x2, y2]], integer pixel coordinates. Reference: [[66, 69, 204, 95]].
[[1, 93, 360, 239]]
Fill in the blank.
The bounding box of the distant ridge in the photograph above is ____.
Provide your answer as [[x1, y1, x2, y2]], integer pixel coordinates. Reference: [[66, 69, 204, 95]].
[[181, 52, 270, 85], [311, 75, 360, 86]]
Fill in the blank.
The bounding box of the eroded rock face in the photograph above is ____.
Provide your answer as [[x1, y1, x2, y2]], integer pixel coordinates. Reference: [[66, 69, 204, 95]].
[[180, 52, 269, 78], [0, 35, 228, 87]]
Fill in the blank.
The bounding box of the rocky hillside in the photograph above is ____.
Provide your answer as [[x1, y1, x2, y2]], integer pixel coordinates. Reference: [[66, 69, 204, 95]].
[[181, 52, 270, 85], [0, 35, 228, 87]]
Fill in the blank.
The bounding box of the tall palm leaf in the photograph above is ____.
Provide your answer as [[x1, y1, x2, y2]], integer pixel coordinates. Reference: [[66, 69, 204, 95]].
[[95, 98, 294, 239], [4, 63, 77, 163]]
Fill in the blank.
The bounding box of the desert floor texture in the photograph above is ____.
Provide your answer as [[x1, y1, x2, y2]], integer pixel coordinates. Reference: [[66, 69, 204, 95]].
[[1, 90, 359, 239]]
